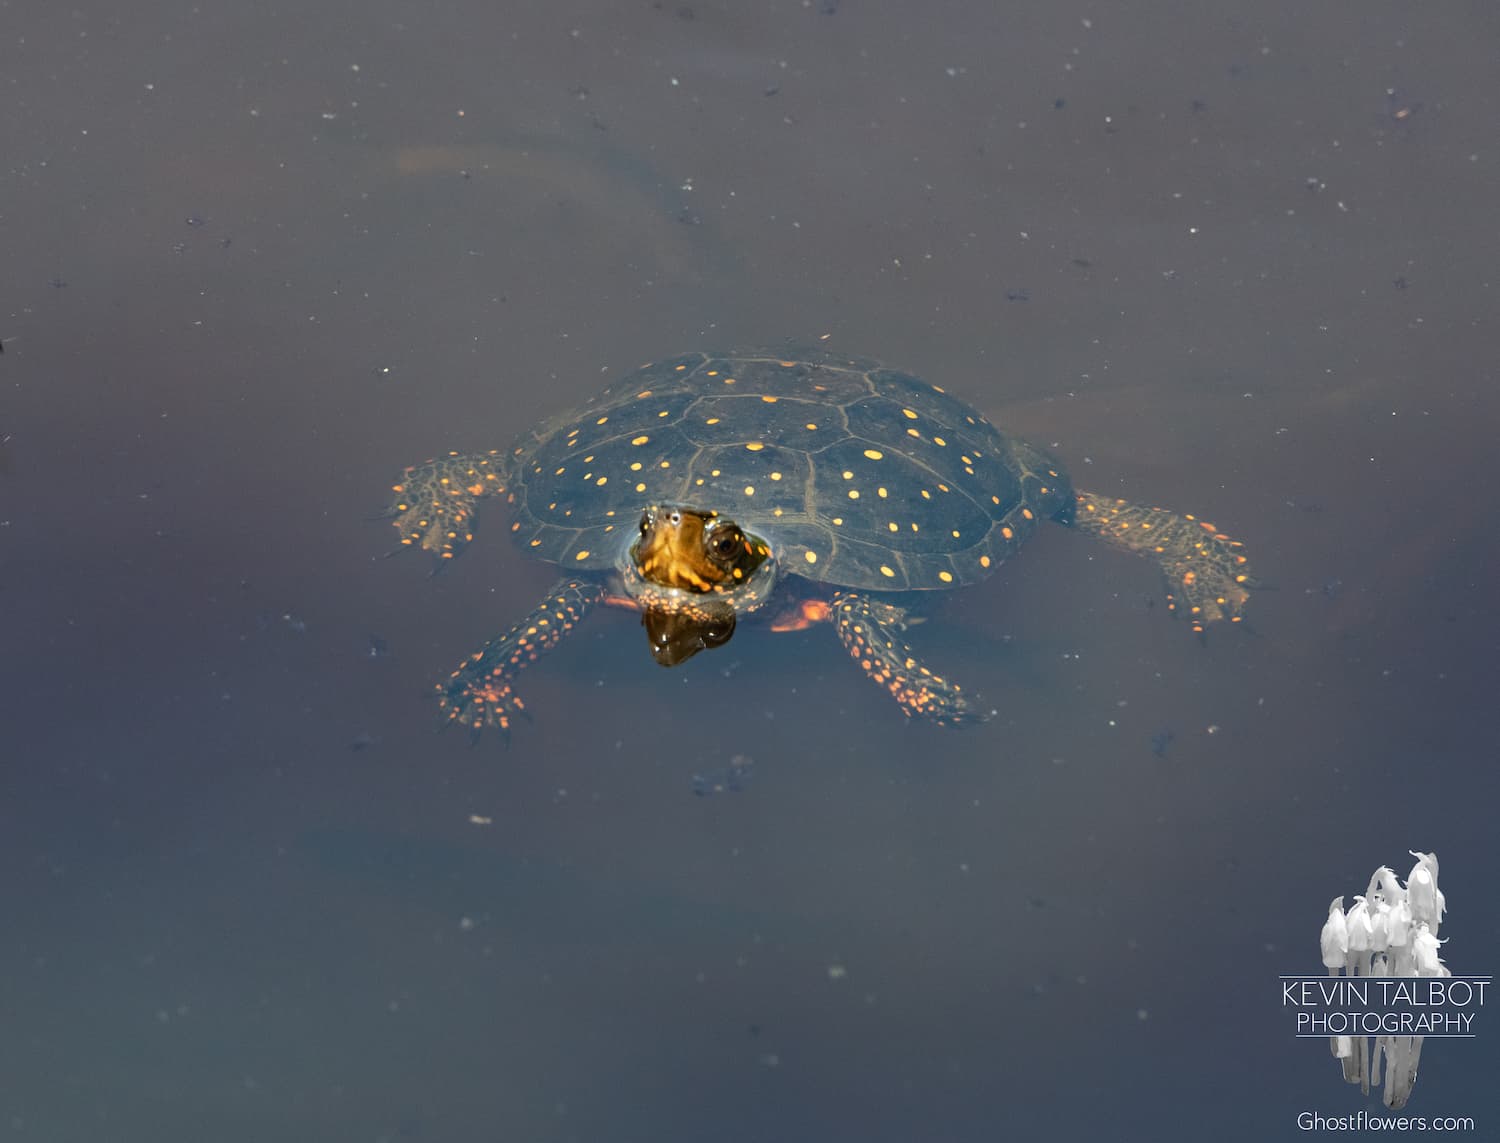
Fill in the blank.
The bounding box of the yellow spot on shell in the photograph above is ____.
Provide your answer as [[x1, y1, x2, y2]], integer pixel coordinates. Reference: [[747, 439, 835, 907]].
[[770, 471, 783, 481], [632, 435, 650, 446], [832, 517, 843, 525], [902, 408, 918, 419], [879, 565, 896, 578], [938, 570, 953, 583], [933, 436, 947, 446], [877, 487, 888, 498], [980, 555, 992, 568], [596, 416, 608, 425], [761, 395, 779, 403], [907, 428, 921, 438], [805, 422, 818, 430], [596, 476, 608, 486], [887, 523, 899, 532], [847, 489, 860, 499], [745, 442, 765, 451], [863, 449, 884, 460], [630, 461, 643, 471], [635, 483, 647, 492], [804, 551, 818, 564], [1001, 526, 1014, 540], [706, 417, 720, 425], [637, 389, 653, 398], [575, 550, 590, 560], [744, 485, 755, 496]]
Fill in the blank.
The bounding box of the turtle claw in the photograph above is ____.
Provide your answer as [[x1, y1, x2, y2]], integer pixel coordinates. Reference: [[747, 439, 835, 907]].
[[1157, 543, 1255, 634], [831, 590, 987, 725], [382, 452, 506, 564], [430, 578, 604, 743], [384, 501, 479, 565], [1072, 490, 1257, 635], [440, 673, 529, 742]]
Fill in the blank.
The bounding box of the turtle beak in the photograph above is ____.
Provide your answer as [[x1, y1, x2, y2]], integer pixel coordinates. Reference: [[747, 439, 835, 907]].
[[641, 608, 736, 667]]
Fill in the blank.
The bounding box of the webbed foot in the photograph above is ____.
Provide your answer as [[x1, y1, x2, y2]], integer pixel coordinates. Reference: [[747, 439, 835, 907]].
[[385, 450, 507, 565], [1072, 491, 1257, 632], [438, 578, 604, 739], [831, 590, 986, 725]]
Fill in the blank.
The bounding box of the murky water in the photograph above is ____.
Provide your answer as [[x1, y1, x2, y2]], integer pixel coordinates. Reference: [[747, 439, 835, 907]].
[[3, 2, 1496, 1139]]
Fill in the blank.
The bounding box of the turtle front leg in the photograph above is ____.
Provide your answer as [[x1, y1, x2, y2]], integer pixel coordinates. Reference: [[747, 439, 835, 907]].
[[830, 590, 987, 725], [1071, 490, 1256, 633], [439, 578, 604, 738], [386, 449, 508, 565]]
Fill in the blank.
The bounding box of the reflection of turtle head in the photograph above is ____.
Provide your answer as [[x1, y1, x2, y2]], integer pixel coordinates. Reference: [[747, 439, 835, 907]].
[[641, 607, 736, 667], [628, 505, 774, 666]]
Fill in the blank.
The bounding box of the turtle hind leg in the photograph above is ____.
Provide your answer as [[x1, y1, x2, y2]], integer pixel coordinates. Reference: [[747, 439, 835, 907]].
[[830, 590, 987, 726], [439, 578, 604, 740], [1071, 489, 1257, 633], [385, 449, 509, 566]]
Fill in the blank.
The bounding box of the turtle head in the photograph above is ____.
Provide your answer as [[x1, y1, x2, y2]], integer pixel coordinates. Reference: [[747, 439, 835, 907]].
[[631, 505, 770, 591], [624, 505, 778, 667]]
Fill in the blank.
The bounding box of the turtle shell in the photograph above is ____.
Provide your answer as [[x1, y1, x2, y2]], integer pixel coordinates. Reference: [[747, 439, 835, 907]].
[[504, 351, 1074, 591]]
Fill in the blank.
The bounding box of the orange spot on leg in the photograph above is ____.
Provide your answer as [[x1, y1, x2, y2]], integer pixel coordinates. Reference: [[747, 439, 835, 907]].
[[770, 599, 833, 632]]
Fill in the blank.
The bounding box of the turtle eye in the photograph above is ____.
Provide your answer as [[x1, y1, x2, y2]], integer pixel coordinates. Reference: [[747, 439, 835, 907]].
[[709, 528, 744, 560]]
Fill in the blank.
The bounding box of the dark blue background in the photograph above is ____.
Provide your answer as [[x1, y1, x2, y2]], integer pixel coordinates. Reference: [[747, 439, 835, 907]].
[[2, 2, 1497, 1139]]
